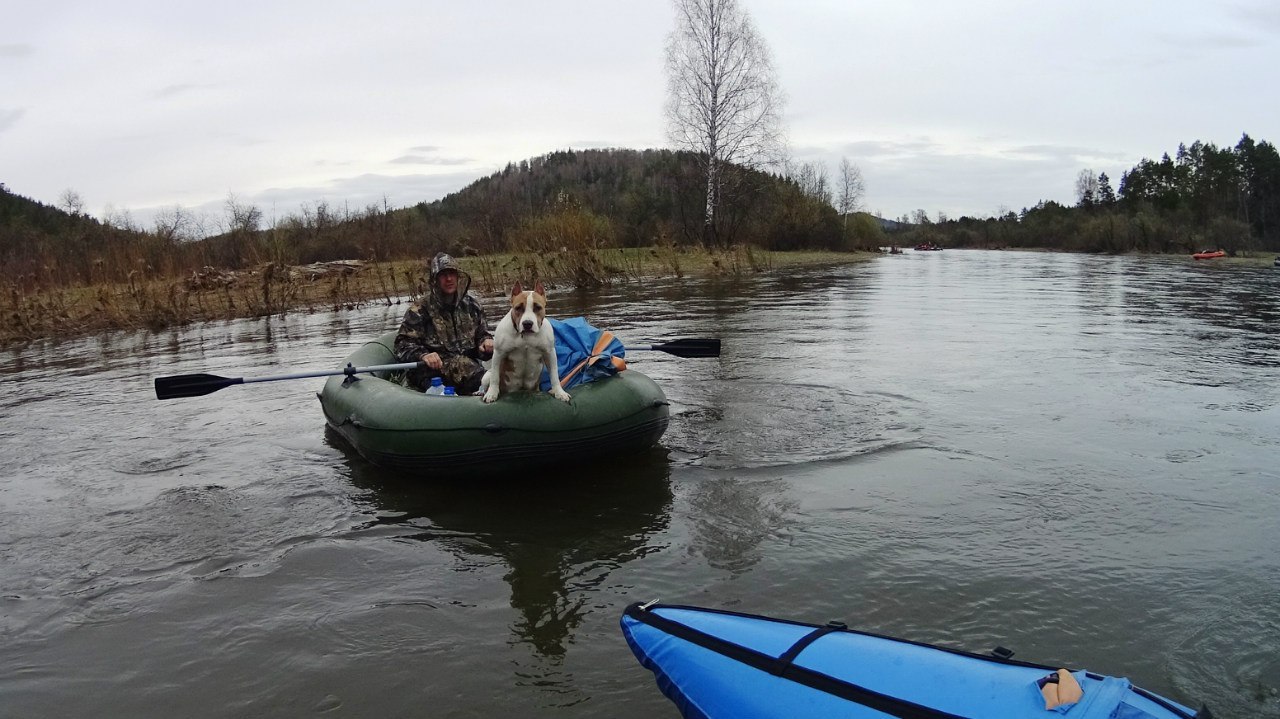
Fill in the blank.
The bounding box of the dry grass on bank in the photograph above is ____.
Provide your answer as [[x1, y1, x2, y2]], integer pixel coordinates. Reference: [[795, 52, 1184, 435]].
[[1, 246, 877, 347]]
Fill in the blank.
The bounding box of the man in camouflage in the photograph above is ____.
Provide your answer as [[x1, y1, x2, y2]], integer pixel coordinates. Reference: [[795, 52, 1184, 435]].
[[394, 252, 493, 394]]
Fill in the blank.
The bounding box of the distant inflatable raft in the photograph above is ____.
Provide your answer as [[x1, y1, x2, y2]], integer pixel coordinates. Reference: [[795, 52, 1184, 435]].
[[319, 332, 669, 472], [621, 602, 1208, 719]]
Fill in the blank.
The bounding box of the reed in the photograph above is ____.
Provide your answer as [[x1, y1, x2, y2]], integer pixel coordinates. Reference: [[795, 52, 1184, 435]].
[[652, 233, 685, 278], [1, 250, 874, 347]]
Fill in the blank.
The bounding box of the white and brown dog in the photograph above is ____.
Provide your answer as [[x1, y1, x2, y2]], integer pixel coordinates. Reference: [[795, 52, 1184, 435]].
[[480, 281, 572, 404]]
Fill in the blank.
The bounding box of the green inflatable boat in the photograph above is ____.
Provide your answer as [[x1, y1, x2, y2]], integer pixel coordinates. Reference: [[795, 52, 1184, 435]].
[[318, 333, 671, 472]]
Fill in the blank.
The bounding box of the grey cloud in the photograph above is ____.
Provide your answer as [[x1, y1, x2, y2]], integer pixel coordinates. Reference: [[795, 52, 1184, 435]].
[[1153, 3, 1277, 51], [154, 83, 211, 100], [816, 138, 1129, 167], [0, 107, 25, 133], [159, 170, 490, 229], [792, 139, 1132, 219], [837, 138, 942, 159], [297, 171, 487, 207], [865, 150, 1084, 219], [206, 130, 266, 147], [1154, 29, 1262, 50], [1006, 145, 1133, 163], [0, 44, 34, 58], [389, 151, 473, 166], [1229, 2, 1280, 32]]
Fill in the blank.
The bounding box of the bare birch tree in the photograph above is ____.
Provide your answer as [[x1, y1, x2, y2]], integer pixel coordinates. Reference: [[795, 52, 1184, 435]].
[[665, 0, 784, 245], [837, 157, 865, 217], [837, 157, 866, 247], [1075, 168, 1099, 208]]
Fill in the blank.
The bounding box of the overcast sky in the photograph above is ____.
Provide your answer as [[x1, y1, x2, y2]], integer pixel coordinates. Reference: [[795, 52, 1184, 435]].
[[3, 1, 1278, 232]]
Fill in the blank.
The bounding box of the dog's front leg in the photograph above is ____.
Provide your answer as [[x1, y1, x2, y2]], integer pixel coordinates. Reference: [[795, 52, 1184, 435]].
[[482, 349, 505, 403], [543, 348, 571, 403]]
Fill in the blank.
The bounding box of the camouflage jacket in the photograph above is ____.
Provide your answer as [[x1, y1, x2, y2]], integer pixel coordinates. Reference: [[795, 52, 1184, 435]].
[[393, 285, 491, 364]]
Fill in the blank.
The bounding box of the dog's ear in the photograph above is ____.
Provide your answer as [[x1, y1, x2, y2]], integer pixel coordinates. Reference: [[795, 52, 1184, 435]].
[[533, 281, 545, 297], [511, 282, 523, 298]]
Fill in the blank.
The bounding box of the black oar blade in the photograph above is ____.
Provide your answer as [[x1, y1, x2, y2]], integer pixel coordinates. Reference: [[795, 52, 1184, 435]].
[[154, 373, 242, 400], [649, 338, 721, 358]]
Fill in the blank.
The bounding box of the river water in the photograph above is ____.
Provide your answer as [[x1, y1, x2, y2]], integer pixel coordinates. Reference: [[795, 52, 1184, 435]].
[[1, 250, 1277, 717]]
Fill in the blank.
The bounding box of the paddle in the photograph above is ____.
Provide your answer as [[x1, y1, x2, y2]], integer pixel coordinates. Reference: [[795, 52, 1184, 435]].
[[154, 337, 718, 399], [629, 338, 720, 358], [154, 361, 424, 400]]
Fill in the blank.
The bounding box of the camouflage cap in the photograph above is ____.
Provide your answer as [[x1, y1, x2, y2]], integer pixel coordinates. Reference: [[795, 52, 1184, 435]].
[[430, 252, 461, 280]]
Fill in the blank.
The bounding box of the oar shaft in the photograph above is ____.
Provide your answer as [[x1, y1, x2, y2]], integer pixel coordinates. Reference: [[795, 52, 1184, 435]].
[[239, 361, 423, 384], [154, 360, 426, 399]]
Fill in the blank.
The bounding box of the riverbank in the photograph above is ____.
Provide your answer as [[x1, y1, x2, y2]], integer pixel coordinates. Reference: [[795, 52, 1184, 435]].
[[0, 246, 879, 348]]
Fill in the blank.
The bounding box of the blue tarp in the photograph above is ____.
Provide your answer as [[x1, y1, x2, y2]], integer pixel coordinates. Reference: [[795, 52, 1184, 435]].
[[538, 317, 627, 391]]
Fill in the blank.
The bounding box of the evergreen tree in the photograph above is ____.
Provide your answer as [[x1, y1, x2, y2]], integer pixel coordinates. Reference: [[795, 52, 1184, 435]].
[[1097, 173, 1116, 206]]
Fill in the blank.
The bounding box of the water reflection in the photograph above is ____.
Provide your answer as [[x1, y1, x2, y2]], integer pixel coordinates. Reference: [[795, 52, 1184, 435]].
[[686, 475, 797, 572], [334, 429, 673, 658]]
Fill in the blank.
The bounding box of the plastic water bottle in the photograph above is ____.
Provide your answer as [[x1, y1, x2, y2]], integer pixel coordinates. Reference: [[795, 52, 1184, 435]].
[[425, 377, 445, 395], [442, 386, 457, 397]]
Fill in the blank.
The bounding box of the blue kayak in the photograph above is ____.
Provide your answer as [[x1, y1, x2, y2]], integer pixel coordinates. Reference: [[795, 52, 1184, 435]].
[[620, 602, 1209, 719]]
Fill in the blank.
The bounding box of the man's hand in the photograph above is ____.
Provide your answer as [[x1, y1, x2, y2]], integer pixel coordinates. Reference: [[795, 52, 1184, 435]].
[[479, 338, 494, 356], [420, 352, 442, 370]]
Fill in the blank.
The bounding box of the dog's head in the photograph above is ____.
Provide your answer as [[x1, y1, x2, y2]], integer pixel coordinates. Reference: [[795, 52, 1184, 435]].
[[509, 281, 547, 335]]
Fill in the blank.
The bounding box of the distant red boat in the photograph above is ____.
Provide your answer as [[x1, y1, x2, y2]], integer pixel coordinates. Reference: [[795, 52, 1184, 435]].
[[1192, 250, 1225, 260], [914, 243, 943, 251]]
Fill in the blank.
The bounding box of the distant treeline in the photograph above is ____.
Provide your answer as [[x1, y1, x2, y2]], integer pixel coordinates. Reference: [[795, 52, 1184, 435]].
[[5, 135, 1278, 291], [897, 133, 1280, 254], [0, 149, 882, 290]]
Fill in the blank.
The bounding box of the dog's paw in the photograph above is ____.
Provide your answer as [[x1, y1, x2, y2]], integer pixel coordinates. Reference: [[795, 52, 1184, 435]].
[[552, 389, 572, 403], [482, 388, 500, 404]]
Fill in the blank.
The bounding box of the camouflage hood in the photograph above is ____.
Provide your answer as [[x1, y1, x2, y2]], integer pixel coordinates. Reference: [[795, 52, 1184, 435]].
[[429, 252, 471, 301]]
